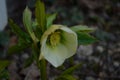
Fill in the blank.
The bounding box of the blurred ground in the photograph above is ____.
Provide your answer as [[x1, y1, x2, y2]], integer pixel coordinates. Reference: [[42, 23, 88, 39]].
[[0, 0, 120, 80]]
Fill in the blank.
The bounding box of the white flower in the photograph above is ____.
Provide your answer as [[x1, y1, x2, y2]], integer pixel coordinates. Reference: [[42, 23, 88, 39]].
[[39, 25, 78, 67]]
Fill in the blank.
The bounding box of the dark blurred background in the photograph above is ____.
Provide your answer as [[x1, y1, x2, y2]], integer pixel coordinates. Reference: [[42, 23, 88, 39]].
[[0, 0, 120, 80]]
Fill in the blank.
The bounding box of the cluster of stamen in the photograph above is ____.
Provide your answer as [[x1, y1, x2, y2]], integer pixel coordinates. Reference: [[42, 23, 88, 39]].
[[49, 31, 61, 47]]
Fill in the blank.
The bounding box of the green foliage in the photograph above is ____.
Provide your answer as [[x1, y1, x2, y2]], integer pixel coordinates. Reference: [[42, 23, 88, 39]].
[[35, 0, 46, 32], [0, 60, 10, 72], [7, 41, 31, 55], [46, 13, 57, 28], [71, 25, 94, 33], [9, 19, 31, 43], [33, 25, 43, 40], [23, 7, 32, 33], [56, 63, 83, 80], [0, 60, 10, 79], [0, 69, 9, 79], [77, 32, 97, 45], [61, 63, 82, 75], [56, 75, 76, 80], [71, 25, 97, 45], [23, 7, 38, 42], [8, 19, 32, 55], [32, 20, 43, 40]]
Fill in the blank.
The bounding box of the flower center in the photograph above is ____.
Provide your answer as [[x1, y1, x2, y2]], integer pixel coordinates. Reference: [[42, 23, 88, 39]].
[[49, 31, 61, 47]]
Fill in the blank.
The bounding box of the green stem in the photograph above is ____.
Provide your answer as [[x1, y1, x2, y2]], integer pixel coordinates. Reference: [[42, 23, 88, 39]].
[[39, 59, 47, 80], [32, 42, 47, 80]]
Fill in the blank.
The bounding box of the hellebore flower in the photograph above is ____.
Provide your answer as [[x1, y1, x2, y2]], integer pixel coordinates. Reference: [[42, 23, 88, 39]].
[[39, 25, 78, 67]]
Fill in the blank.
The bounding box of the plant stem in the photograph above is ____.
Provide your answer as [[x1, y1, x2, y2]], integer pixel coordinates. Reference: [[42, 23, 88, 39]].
[[32, 42, 47, 80], [39, 59, 47, 80]]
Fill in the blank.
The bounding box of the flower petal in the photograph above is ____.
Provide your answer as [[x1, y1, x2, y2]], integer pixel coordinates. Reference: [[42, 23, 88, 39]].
[[41, 43, 69, 67], [61, 30, 78, 58]]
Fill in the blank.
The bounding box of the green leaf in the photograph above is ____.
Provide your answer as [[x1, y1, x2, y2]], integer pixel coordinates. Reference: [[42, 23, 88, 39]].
[[35, 0, 46, 32], [56, 64, 83, 80], [9, 19, 32, 54], [56, 75, 76, 80], [0, 61, 9, 79], [71, 25, 94, 32], [0, 60, 10, 72], [34, 27, 42, 40], [46, 13, 57, 28], [7, 40, 31, 55], [23, 7, 38, 42], [9, 19, 31, 43], [23, 54, 34, 68], [32, 21, 42, 40], [77, 32, 97, 45], [61, 63, 83, 75], [0, 69, 9, 79]]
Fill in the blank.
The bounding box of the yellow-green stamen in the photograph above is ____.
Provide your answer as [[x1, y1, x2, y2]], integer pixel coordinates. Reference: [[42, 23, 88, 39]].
[[50, 31, 61, 47]]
